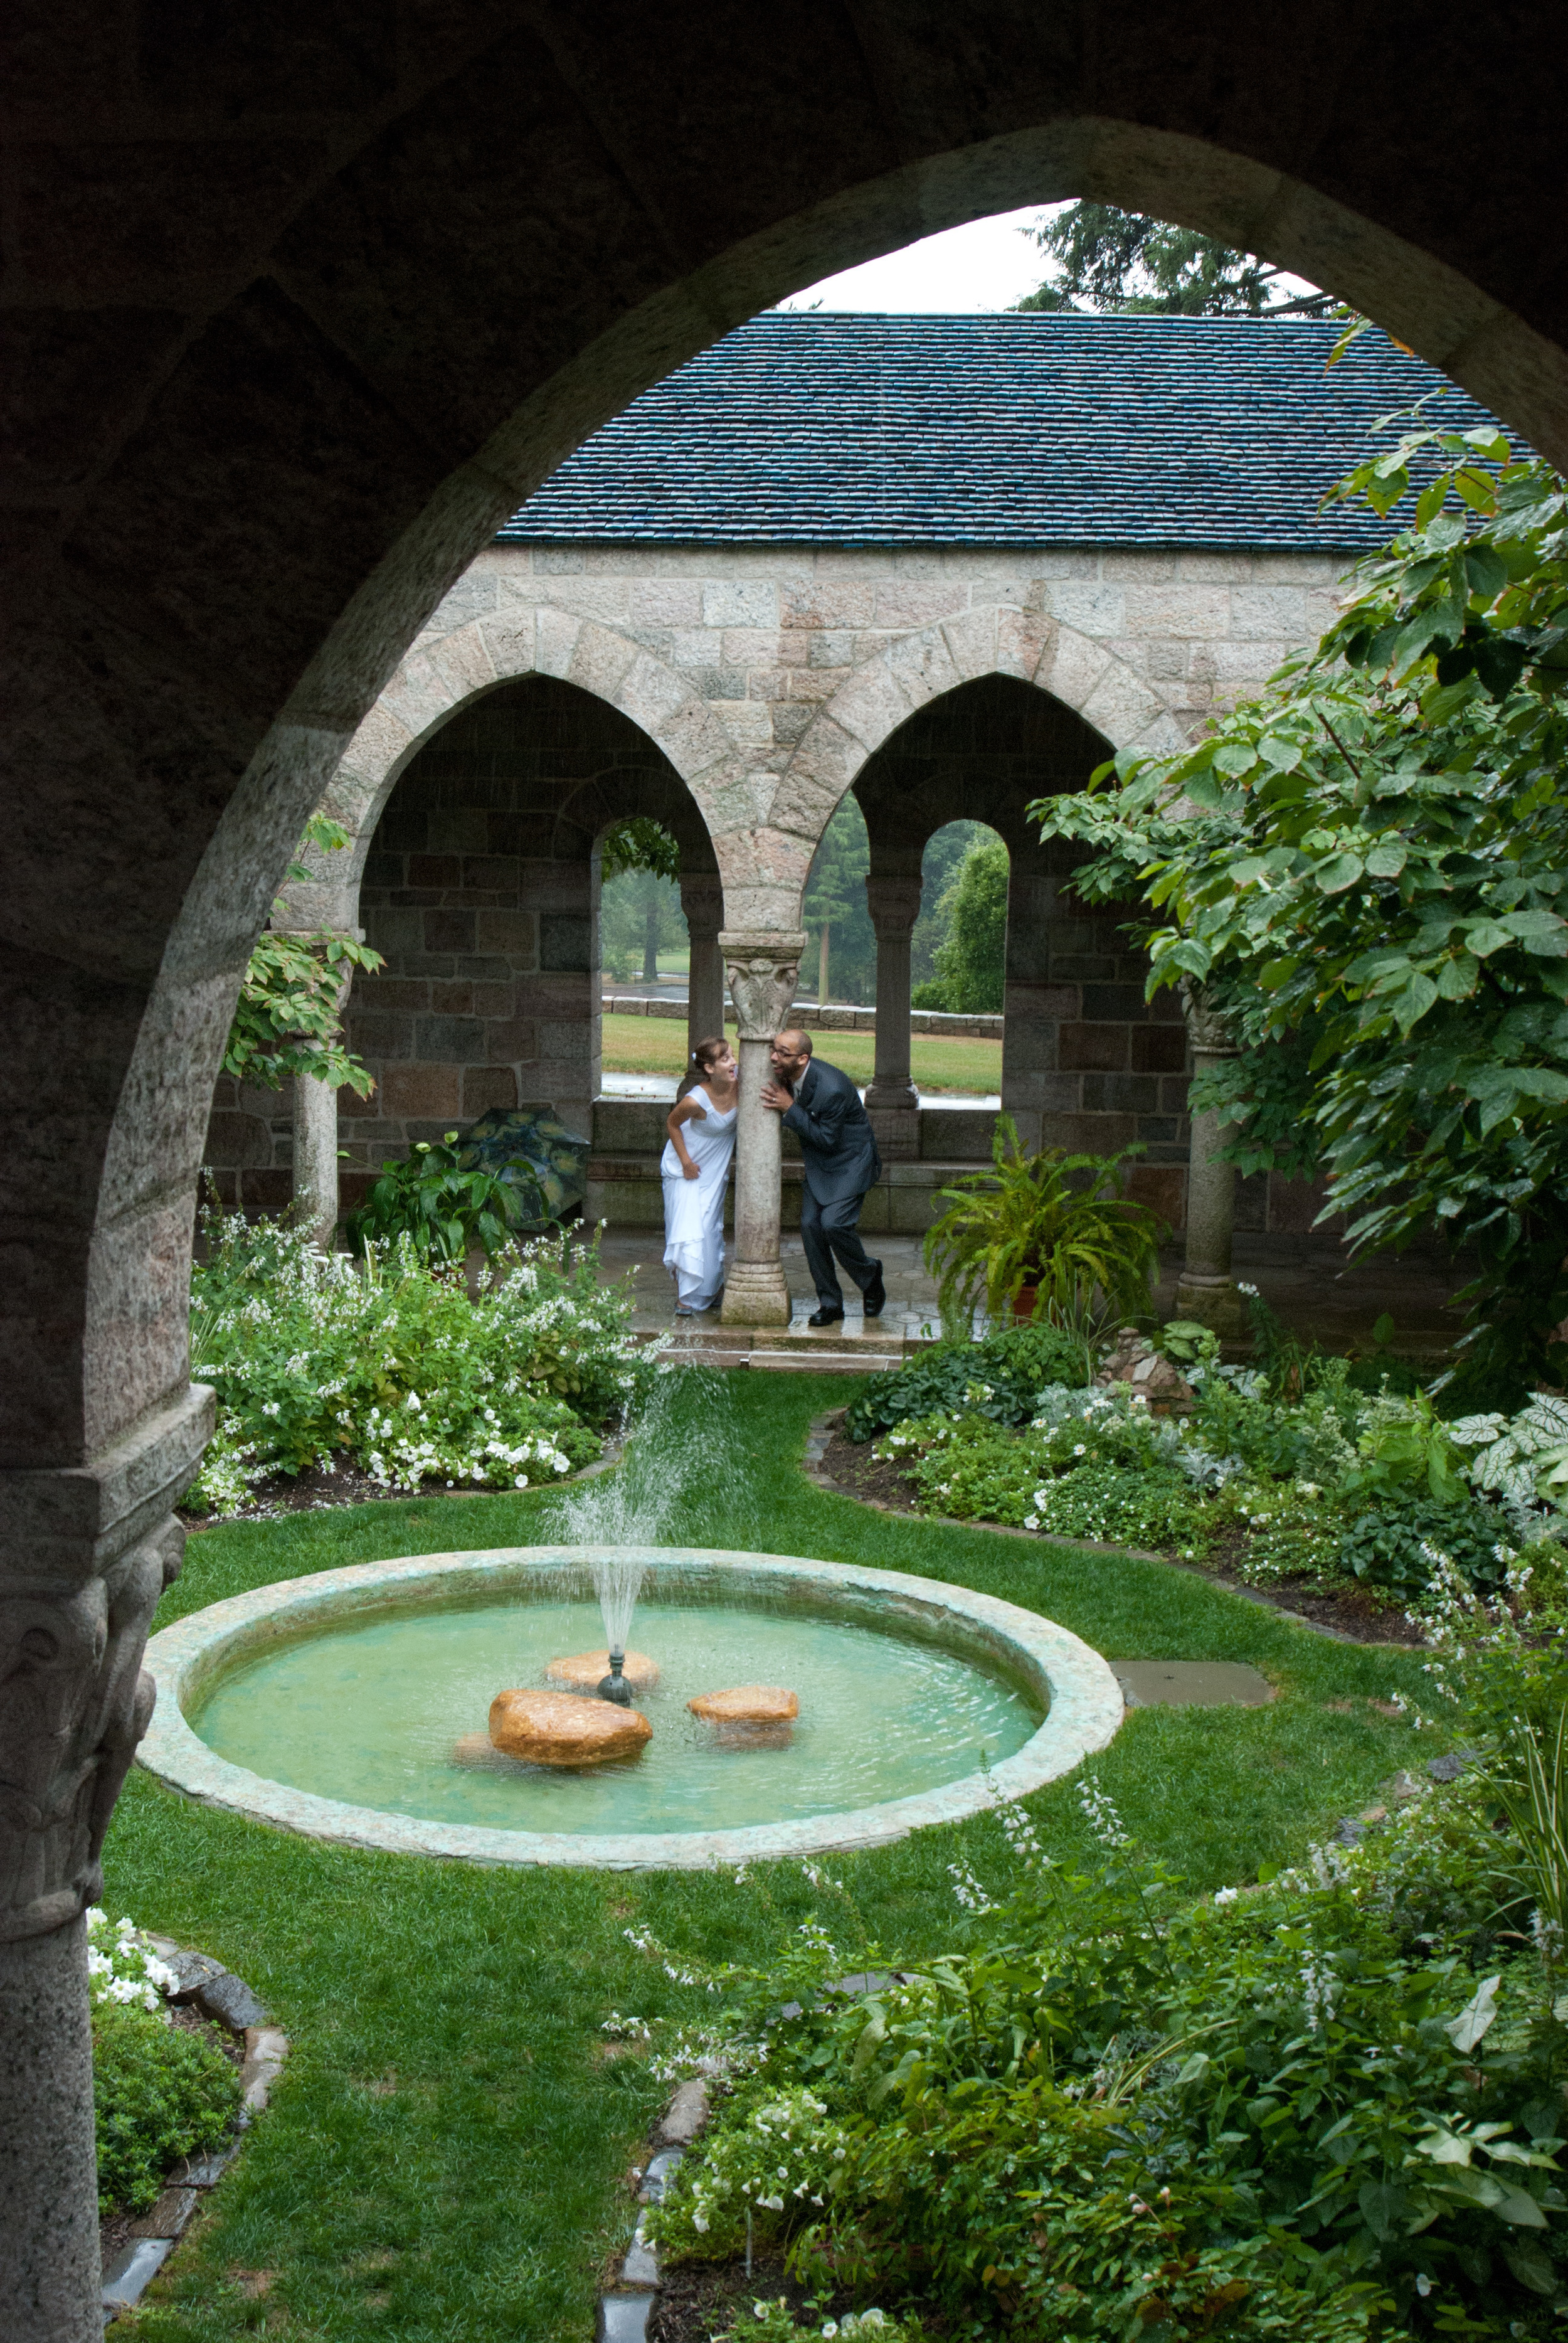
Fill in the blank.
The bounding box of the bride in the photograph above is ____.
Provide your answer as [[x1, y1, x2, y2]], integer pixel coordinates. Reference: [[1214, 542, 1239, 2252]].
[[661, 1035, 738, 1315]]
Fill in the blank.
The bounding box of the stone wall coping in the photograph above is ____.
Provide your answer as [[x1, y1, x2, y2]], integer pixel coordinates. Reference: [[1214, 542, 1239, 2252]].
[[139, 1546, 1122, 1871], [603, 993, 1002, 1039]]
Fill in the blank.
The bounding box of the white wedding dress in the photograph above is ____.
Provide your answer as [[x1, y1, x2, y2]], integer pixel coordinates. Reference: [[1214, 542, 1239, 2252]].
[[660, 1084, 737, 1312]]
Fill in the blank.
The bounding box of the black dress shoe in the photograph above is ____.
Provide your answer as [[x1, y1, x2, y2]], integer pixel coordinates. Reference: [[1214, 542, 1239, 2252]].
[[862, 1263, 886, 1318], [807, 1305, 845, 1328]]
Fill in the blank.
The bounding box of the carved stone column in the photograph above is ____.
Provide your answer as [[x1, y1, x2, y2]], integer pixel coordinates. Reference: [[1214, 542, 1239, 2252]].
[[1175, 986, 1246, 1336], [718, 930, 805, 1327], [0, 1383, 213, 2343], [679, 874, 726, 1066], [864, 875, 923, 1162]]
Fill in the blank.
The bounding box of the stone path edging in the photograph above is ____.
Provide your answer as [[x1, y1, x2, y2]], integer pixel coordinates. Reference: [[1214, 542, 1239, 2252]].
[[101, 1943, 289, 2324], [598, 2080, 712, 2342], [800, 1413, 1384, 1648]]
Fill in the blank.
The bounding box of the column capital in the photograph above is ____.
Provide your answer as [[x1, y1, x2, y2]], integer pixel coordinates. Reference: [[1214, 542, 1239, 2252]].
[[1180, 979, 1239, 1057], [864, 874, 923, 934], [0, 1384, 211, 1942], [677, 872, 724, 930], [719, 930, 807, 1042]]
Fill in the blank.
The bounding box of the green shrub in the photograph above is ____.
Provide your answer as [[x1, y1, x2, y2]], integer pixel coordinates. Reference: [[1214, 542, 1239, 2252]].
[[93, 2000, 241, 2215], [844, 1324, 1094, 1443], [344, 1131, 525, 1264], [1337, 1495, 1514, 1600]]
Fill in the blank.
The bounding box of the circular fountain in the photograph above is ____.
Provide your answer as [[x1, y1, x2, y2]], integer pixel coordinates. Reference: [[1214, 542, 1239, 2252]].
[[139, 1546, 1123, 1869]]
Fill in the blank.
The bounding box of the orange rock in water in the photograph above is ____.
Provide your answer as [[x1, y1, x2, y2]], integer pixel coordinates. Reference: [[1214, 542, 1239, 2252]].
[[489, 1688, 652, 1766], [687, 1685, 800, 1724], [545, 1649, 660, 1692]]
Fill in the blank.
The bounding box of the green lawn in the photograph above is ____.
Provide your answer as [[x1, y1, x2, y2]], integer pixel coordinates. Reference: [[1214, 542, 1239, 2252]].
[[110, 1371, 1429, 2342], [600, 1011, 1001, 1094]]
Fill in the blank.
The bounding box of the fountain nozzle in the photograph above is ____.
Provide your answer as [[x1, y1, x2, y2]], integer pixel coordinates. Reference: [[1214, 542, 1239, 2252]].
[[598, 1650, 633, 1705]]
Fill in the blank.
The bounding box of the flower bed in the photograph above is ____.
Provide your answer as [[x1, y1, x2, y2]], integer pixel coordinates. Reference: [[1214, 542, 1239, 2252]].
[[89, 1911, 241, 2217], [839, 1306, 1568, 1628], [624, 1607, 1568, 2340], [188, 1209, 659, 1514]]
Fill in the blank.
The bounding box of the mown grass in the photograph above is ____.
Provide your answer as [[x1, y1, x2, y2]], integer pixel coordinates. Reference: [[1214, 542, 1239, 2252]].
[[600, 1011, 1001, 1094], [111, 1369, 1433, 2342]]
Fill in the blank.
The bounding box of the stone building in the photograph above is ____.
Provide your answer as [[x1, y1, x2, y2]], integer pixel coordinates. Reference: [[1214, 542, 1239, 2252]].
[[206, 313, 1490, 1309]]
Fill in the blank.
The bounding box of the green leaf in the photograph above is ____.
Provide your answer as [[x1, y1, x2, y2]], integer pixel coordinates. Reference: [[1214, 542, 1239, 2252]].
[[1364, 839, 1407, 879], [1316, 853, 1364, 893], [1211, 743, 1259, 778], [1465, 920, 1517, 957], [1437, 954, 1480, 1000]]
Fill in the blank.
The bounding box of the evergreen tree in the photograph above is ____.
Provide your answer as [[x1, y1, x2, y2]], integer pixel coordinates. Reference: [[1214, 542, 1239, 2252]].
[[912, 821, 992, 988], [1017, 203, 1330, 318], [598, 819, 684, 985]]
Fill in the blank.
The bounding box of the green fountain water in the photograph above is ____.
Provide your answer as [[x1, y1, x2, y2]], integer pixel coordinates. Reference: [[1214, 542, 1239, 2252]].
[[188, 1592, 1041, 1836]]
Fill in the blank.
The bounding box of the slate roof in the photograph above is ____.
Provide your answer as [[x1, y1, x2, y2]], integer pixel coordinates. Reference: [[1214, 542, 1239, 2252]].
[[498, 313, 1502, 551]]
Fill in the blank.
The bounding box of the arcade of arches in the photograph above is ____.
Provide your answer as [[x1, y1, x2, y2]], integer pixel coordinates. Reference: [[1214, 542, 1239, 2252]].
[[7, 13, 1568, 2335], [204, 534, 1348, 1324]]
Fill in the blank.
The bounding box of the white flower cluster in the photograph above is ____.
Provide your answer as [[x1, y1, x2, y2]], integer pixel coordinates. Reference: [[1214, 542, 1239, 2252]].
[[86, 1908, 177, 2012], [1077, 1773, 1132, 1854]]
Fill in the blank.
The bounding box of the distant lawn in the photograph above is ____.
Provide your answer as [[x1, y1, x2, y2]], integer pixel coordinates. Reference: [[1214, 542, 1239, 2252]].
[[601, 1011, 1000, 1094]]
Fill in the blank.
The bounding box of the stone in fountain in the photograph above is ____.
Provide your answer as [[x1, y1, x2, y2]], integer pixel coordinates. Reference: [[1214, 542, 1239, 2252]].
[[547, 1649, 660, 1692], [689, 1685, 800, 1724], [489, 1688, 652, 1767]]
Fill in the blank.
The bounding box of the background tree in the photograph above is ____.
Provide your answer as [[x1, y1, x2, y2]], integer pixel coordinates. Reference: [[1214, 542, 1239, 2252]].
[[803, 796, 876, 1003], [223, 814, 384, 1096], [913, 834, 1009, 1013], [1034, 420, 1568, 1403], [1017, 203, 1330, 317], [911, 821, 992, 989], [599, 817, 683, 985]]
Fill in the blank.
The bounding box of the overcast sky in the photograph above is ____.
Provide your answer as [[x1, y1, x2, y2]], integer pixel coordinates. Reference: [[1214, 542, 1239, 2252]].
[[775, 205, 1060, 313]]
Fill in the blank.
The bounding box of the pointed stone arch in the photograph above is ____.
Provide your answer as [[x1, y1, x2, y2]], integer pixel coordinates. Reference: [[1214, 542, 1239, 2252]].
[[751, 607, 1189, 933], [282, 608, 745, 928]]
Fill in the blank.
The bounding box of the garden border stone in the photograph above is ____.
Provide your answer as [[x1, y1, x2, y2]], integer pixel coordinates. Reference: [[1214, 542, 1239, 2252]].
[[138, 1546, 1123, 1870], [100, 1942, 289, 2324]]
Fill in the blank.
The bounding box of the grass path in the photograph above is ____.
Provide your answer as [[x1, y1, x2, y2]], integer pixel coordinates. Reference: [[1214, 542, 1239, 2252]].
[[110, 1371, 1431, 2342]]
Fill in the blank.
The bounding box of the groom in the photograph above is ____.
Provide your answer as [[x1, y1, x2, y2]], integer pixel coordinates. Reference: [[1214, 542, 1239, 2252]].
[[760, 1029, 886, 1328]]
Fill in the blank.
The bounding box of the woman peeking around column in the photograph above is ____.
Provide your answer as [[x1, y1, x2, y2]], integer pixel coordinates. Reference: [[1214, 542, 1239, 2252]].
[[661, 1035, 738, 1315]]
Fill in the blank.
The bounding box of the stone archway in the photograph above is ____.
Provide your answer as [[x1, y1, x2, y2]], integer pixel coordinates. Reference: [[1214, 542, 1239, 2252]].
[[9, 17, 1568, 2327]]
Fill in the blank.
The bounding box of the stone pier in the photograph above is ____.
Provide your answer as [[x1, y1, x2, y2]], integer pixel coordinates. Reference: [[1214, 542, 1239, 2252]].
[[862, 874, 923, 1161], [718, 931, 805, 1326], [1175, 991, 1245, 1335]]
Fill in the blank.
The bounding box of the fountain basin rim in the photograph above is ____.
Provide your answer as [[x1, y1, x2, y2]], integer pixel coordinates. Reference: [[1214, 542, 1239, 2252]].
[[138, 1546, 1123, 1871]]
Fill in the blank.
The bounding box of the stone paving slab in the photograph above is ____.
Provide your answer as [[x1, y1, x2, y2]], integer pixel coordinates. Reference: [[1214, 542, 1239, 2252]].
[[1114, 1660, 1276, 1708]]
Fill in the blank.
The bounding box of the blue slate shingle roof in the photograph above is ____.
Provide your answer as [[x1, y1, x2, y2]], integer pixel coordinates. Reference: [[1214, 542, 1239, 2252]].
[[499, 313, 1501, 551]]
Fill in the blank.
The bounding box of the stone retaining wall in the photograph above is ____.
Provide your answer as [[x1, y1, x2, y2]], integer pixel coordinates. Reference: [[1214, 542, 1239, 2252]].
[[603, 992, 1002, 1039]]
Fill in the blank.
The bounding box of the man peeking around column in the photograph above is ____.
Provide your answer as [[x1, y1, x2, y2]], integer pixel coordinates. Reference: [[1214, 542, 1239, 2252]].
[[760, 1029, 885, 1329]]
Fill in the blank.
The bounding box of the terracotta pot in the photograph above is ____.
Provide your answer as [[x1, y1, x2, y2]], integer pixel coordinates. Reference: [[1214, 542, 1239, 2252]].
[[1012, 1283, 1041, 1322]]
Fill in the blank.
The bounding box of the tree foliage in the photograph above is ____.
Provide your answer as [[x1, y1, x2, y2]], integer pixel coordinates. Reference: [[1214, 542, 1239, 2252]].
[[803, 794, 875, 1003], [1032, 417, 1568, 1400], [1017, 203, 1331, 318], [913, 834, 1009, 1013], [223, 814, 384, 1095]]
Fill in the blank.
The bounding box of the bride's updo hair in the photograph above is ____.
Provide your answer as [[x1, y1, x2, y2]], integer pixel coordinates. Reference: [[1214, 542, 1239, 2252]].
[[675, 1033, 731, 1102]]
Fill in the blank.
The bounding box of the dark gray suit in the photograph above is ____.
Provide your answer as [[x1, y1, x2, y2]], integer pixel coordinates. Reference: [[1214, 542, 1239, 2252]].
[[782, 1058, 883, 1309]]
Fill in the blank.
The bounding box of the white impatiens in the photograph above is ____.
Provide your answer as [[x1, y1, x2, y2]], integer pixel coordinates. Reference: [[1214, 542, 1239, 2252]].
[[86, 1910, 177, 2012]]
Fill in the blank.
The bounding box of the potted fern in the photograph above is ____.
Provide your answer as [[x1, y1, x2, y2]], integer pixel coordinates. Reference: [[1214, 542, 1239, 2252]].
[[923, 1117, 1166, 1334]]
